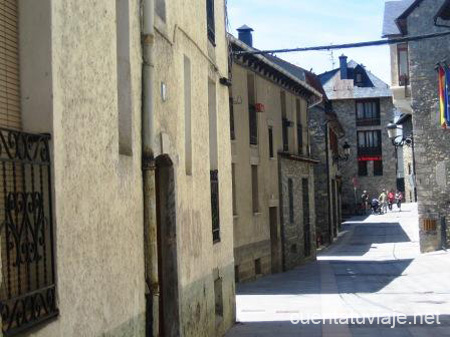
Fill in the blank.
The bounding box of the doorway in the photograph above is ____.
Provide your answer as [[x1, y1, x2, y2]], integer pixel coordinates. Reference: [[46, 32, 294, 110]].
[[155, 155, 181, 337], [269, 207, 280, 273]]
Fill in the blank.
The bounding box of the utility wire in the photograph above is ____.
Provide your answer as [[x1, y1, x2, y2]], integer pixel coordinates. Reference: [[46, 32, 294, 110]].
[[233, 30, 450, 55]]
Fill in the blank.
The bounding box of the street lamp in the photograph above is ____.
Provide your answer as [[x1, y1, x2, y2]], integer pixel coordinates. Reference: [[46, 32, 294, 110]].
[[334, 141, 351, 162], [387, 122, 413, 148]]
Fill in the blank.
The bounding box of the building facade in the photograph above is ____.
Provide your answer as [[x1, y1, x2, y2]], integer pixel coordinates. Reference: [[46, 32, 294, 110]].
[[383, 0, 417, 203], [319, 56, 396, 215], [0, 1, 235, 337], [309, 90, 345, 246], [382, 0, 450, 252], [229, 28, 322, 282]]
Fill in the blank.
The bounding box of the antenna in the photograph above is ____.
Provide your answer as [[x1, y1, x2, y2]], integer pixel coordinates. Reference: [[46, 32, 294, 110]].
[[329, 44, 335, 69]]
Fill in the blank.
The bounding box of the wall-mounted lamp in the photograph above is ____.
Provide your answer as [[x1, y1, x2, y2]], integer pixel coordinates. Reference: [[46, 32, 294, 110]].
[[334, 141, 351, 162]]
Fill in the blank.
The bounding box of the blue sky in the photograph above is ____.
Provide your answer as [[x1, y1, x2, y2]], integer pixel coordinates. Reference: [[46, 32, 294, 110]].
[[227, 0, 391, 83]]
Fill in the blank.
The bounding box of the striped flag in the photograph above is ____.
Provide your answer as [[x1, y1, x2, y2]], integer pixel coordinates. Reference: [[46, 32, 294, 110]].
[[438, 65, 447, 128]]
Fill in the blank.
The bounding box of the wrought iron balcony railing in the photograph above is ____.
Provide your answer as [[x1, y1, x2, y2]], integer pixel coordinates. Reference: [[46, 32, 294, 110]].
[[356, 117, 381, 127], [210, 170, 220, 243], [357, 146, 382, 157], [0, 128, 58, 336]]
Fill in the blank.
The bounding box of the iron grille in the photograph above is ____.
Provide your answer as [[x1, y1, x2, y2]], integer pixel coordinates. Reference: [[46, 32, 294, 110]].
[[249, 105, 258, 145], [0, 128, 58, 336], [357, 146, 382, 157], [210, 170, 220, 243], [206, 0, 215, 44], [356, 117, 381, 127]]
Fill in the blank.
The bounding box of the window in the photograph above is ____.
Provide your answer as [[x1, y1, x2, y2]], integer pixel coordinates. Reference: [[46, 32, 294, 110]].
[[255, 258, 262, 275], [281, 91, 288, 152], [296, 99, 303, 155], [374, 160, 383, 176], [230, 97, 235, 140], [288, 178, 294, 223], [184, 56, 192, 175], [232, 164, 237, 215], [357, 130, 382, 157], [358, 161, 368, 176], [356, 100, 380, 126], [408, 163, 412, 175], [248, 74, 258, 145], [355, 72, 363, 85], [206, 0, 215, 44], [252, 165, 259, 213], [117, 0, 132, 155], [209, 81, 220, 243], [268, 127, 274, 158], [214, 276, 223, 317], [302, 178, 311, 257], [398, 43, 409, 86], [156, 0, 166, 21]]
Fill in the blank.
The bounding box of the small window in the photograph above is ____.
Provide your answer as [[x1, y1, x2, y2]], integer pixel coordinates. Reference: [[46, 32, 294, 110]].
[[356, 100, 380, 126], [288, 178, 294, 223], [206, 0, 215, 44], [230, 96, 235, 140], [255, 258, 262, 275], [408, 163, 412, 175], [358, 161, 368, 176], [252, 165, 259, 213], [268, 127, 274, 158], [398, 43, 409, 86], [374, 160, 383, 176], [214, 276, 223, 317], [232, 164, 237, 215]]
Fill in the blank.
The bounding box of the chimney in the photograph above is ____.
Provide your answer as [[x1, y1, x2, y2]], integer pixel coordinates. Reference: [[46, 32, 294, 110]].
[[339, 54, 348, 80], [237, 25, 254, 47]]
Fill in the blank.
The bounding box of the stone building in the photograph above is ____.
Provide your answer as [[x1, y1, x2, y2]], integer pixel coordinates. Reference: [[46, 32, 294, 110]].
[[382, 0, 450, 252], [308, 77, 346, 246], [383, 0, 418, 203], [0, 1, 235, 337], [319, 56, 396, 215], [229, 27, 322, 281]]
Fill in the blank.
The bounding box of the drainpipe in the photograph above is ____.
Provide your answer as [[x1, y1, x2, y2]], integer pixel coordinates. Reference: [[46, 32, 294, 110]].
[[141, 0, 158, 336]]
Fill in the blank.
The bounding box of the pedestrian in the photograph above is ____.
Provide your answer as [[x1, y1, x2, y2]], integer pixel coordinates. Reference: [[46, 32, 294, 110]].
[[378, 189, 387, 214], [387, 190, 395, 211], [396, 190, 403, 211], [361, 190, 369, 214]]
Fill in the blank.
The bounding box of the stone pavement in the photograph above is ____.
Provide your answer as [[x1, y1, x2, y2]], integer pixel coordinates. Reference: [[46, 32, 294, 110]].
[[226, 203, 450, 336]]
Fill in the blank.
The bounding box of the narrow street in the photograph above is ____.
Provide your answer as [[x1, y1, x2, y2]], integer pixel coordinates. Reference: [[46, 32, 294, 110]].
[[227, 204, 450, 336]]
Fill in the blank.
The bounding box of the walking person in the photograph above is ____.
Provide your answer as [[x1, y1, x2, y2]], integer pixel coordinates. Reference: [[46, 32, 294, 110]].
[[379, 189, 388, 214], [387, 190, 395, 211], [396, 190, 403, 211], [361, 190, 369, 214]]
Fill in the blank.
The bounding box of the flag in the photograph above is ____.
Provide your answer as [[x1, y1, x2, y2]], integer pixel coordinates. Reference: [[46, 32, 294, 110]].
[[444, 66, 450, 126], [438, 65, 447, 128]]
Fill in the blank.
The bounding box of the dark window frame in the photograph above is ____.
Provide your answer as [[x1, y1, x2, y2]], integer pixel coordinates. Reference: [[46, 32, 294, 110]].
[[357, 130, 382, 157], [206, 0, 215, 45], [251, 165, 259, 213], [358, 161, 368, 176], [230, 97, 235, 140], [397, 43, 409, 86], [374, 160, 383, 176], [355, 99, 381, 126], [268, 126, 274, 158]]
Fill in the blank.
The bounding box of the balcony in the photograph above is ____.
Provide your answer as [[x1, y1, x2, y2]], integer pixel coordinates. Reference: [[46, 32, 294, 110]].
[[0, 128, 58, 336], [358, 146, 382, 157], [356, 117, 381, 127]]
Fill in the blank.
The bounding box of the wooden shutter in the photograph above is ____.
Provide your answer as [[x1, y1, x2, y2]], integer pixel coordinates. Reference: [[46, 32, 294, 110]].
[[0, 0, 20, 130]]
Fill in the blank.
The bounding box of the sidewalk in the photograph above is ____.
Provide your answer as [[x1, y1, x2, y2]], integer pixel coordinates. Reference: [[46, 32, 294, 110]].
[[226, 203, 450, 336]]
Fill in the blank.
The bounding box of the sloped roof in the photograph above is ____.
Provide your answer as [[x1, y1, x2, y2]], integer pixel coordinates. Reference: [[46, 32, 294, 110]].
[[382, 0, 415, 37], [318, 60, 392, 100]]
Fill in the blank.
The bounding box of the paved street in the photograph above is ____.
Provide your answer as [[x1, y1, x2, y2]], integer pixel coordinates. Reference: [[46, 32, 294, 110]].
[[226, 203, 450, 336]]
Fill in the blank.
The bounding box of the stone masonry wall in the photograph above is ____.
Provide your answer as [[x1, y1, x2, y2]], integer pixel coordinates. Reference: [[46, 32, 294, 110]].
[[407, 0, 450, 251], [333, 98, 396, 214], [309, 105, 341, 245], [279, 156, 316, 270]]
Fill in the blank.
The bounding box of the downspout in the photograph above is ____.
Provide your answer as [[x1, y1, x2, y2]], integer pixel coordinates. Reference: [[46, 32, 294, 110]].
[[141, 0, 158, 336]]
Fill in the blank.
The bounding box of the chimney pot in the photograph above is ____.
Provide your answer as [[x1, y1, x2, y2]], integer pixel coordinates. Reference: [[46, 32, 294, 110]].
[[237, 25, 254, 47], [339, 54, 348, 80]]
